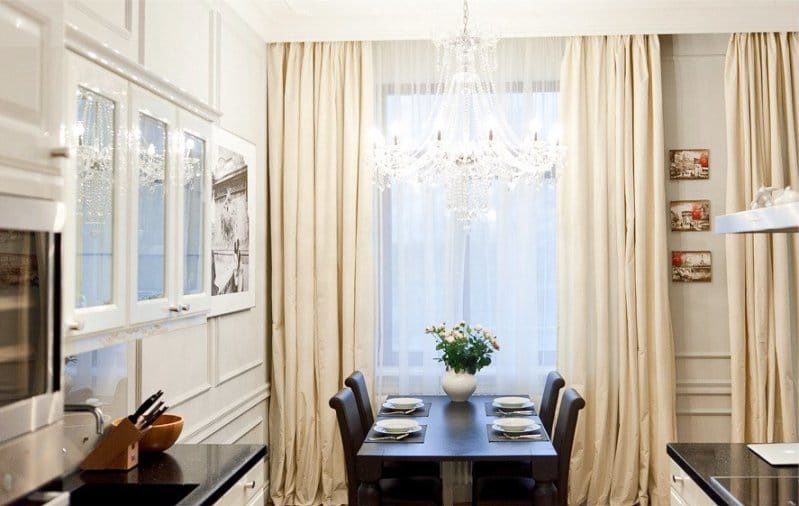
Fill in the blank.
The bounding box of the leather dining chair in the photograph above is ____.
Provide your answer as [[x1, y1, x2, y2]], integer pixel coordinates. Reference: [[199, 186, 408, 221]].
[[329, 387, 443, 506], [473, 388, 586, 506], [345, 371, 441, 479], [471, 370, 567, 498]]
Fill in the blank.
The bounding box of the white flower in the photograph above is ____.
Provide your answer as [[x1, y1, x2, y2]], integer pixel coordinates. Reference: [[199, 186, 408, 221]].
[[474, 324, 483, 332], [484, 330, 493, 338], [444, 334, 455, 343]]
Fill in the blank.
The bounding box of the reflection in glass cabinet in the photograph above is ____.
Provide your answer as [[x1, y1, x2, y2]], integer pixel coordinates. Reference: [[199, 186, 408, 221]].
[[183, 133, 205, 295], [137, 114, 167, 301], [75, 88, 115, 309]]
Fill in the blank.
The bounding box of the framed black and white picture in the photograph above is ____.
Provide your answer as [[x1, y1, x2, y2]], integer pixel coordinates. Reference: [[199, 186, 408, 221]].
[[210, 127, 256, 316]]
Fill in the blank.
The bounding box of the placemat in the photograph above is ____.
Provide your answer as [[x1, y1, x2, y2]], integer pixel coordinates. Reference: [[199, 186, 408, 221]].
[[486, 424, 548, 443], [365, 425, 427, 443], [484, 401, 537, 417], [377, 401, 431, 417]]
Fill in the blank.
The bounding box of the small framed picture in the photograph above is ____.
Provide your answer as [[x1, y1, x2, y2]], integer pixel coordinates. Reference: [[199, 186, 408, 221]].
[[670, 200, 711, 231], [669, 149, 709, 180], [672, 251, 712, 283]]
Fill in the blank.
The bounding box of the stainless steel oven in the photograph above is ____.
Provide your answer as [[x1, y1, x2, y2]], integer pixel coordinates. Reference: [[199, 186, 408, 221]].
[[0, 194, 65, 504]]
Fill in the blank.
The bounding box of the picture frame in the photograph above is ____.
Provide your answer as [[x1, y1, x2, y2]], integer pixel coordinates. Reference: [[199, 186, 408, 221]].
[[670, 200, 711, 232], [669, 149, 709, 180], [209, 127, 256, 316], [671, 251, 712, 283]]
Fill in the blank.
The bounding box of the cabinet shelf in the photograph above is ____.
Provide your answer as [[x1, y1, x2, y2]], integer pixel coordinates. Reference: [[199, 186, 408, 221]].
[[714, 202, 799, 234]]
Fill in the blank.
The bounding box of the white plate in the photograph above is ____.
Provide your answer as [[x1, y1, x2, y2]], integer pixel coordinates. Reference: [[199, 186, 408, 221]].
[[493, 397, 534, 409], [492, 418, 540, 434], [386, 397, 424, 410], [375, 418, 421, 434], [382, 401, 424, 411], [374, 424, 423, 435]]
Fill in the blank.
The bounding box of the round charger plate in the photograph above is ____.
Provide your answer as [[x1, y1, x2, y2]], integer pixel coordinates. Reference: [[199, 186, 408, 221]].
[[493, 396, 534, 409], [374, 418, 422, 434], [385, 397, 424, 410], [492, 417, 541, 434]]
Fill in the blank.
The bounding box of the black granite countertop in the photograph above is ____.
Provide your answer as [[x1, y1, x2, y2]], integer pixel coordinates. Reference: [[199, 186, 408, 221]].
[[668, 443, 798, 505], [28, 444, 267, 506]]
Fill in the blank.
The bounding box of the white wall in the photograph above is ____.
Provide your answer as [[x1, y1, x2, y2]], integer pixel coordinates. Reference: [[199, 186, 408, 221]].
[[64, 0, 269, 450], [662, 33, 732, 443]]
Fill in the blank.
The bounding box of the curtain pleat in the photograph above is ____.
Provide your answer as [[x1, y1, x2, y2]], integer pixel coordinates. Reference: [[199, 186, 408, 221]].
[[557, 35, 676, 506], [267, 41, 376, 506], [724, 33, 799, 444]]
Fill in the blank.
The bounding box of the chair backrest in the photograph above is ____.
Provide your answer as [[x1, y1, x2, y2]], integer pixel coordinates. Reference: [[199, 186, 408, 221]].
[[345, 370, 374, 438], [552, 388, 586, 506], [539, 371, 566, 435], [329, 387, 364, 506]]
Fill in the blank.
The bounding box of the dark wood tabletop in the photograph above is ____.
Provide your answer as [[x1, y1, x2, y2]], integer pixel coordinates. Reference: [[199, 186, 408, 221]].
[[356, 395, 558, 506]]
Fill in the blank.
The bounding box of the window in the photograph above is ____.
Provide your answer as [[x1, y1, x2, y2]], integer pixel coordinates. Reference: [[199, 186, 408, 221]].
[[374, 39, 563, 398]]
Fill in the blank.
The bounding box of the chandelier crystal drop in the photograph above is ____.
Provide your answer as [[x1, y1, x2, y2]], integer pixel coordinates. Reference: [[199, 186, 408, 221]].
[[372, 0, 565, 227]]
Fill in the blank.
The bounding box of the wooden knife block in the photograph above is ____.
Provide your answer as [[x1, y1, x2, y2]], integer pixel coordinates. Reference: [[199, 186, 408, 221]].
[[80, 418, 145, 471]]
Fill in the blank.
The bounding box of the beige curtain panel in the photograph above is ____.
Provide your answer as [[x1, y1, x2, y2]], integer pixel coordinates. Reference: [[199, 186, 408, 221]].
[[557, 35, 677, 506], [725, 32, 799, 444], [266, 41, 376, 506]]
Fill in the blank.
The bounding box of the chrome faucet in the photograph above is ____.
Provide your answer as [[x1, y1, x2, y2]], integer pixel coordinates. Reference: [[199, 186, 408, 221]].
[[64, 404, 105, 435]]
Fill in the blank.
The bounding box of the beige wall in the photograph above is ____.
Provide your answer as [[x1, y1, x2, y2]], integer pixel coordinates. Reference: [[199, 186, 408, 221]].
[[662, 33, 732, 442]]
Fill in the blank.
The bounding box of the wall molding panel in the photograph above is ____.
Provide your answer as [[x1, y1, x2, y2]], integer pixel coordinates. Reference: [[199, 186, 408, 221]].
[[182, 383, 270, 443]]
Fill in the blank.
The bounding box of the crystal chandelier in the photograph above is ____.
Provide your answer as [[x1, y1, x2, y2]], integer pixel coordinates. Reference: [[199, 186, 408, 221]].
[[372, 0, 565, 226], [138, 141, 166, 190], [75, 88, 115, 226]]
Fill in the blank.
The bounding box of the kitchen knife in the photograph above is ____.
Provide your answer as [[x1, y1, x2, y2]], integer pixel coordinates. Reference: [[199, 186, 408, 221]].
[[128, 390, 163, 424], [140, 405, 169, 430]]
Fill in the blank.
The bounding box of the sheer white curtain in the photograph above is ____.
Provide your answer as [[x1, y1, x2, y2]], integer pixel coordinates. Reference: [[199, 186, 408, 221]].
[[373, 38, 564, 400]]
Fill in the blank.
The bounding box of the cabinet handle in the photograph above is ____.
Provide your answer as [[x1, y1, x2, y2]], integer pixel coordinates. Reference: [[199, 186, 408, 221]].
[[671, 475, 686, 483], [168, 305, 180, 312], [242, 480, 256, 489], [180, 304, 191, 312], [50, 147, 71, 158], [68, 320, 84, 331]]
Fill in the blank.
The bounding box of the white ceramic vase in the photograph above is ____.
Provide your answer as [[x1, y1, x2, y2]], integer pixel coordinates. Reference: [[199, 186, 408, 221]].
[[441, 370, 477, 402]]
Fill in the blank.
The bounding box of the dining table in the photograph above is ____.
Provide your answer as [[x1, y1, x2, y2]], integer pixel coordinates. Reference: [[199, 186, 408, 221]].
[[356, 395, 558, 506]]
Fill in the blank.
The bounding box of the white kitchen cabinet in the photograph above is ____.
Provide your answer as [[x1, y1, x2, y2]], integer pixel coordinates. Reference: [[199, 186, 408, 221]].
[[129, 85, 177, 323], [213, 458, 265, 506], [0, 0, 65, 200], [130, 86, 211, 325], [64, 53, 129, 337], [175, 110, 213, 315], [66, 0, 140, 61], [670, 457, 715, 506]]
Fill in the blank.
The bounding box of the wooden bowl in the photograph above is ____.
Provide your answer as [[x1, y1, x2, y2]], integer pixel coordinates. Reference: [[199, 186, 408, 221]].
[[139, 414, 183, 453]]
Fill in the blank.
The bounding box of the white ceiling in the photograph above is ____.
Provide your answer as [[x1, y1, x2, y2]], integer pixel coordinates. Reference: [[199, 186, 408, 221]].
[[227, 0, 799, 43]]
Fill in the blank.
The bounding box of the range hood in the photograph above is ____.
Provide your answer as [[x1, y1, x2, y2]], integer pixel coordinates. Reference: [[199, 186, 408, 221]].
[[715, 202, 799, 234]]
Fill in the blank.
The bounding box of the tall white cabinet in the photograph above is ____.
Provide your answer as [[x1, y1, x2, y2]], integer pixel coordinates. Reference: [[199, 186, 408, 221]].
[[0, 0, 65, 200], [55, 0, 269, 503]]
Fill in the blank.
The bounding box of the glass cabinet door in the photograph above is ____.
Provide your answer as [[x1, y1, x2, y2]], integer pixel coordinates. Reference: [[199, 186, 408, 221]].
[[130, 86, 176, 324], [182, 132, 204, 296], [175, 111, 211, 315], [136, 113, 167, 302], [65, 54, 128, 337], [75, 87, 115, 309]]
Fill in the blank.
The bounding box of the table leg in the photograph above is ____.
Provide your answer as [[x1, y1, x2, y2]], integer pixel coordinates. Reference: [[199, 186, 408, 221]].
[[358, 480, 380, 506], [532, 480, 556, 506]]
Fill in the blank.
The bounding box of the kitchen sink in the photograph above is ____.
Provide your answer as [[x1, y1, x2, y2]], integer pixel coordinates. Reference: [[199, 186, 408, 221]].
[[69, 483, 198, 505]]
